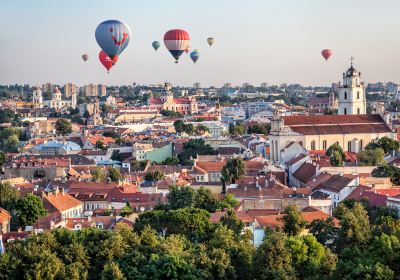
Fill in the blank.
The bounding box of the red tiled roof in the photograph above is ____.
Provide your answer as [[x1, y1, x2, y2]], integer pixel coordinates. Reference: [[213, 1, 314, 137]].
[[43, 191, 83, 212], [282, 114, 391, 135], [318, 174, 354, 192], [149, 98, 164, 105], [283, 114, 386, 126], [255, 207, 339, 228], [210, 210, 253, 223], [195, 160, 226, 173], [292, 163, 317, 184], [0, 208, 11, 223], [286, 154, 307, 165]]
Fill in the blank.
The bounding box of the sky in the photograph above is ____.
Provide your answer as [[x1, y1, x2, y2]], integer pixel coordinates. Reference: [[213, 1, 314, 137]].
[[1, 0, 400, 87]]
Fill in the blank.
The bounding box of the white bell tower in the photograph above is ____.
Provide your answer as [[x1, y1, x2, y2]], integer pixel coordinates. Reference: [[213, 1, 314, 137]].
[[338, 57, 366, 115], [32, 86, 43, 108]]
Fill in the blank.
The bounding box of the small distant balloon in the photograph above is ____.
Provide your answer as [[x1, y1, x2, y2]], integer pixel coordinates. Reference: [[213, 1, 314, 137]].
[[163, 29, 190, 63], [82, 54, 89, 62], [99, 50, 118, 73], [152, 41, 161, 51], [321, 49, 332, 61], [190, 49, 200, 63], [95, 20, 131, 60], [207, 37, 214, 47]]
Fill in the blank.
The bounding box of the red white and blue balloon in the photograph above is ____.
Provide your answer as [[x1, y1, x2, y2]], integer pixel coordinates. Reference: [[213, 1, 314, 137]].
[[163, 29, 190, 63], [95, 20, 131, 60]]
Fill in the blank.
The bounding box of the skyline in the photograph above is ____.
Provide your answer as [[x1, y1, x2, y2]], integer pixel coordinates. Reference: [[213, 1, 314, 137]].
[[1, 0, 400, 87]]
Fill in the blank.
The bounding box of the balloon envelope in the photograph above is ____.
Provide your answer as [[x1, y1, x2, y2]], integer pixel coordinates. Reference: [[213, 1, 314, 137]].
[[152, 41, 161, 51], [163, 29, 190, 63], [95, 20, 131, 59], [207, 37, 214, 47], [99, 50, 118, 72], [321, 49, 332, 61], [82, 54, 89, 62], [190, 49, 200, 63]]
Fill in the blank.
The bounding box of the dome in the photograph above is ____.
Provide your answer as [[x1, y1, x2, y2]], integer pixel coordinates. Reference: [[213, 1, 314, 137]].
[[33, 85, 41, 90], [345, 64, 360, 77], [53, 87, 61, 93]]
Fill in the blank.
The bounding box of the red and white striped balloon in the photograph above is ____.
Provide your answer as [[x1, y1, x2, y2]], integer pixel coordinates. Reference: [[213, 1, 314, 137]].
[[163, 29, 190, 63]]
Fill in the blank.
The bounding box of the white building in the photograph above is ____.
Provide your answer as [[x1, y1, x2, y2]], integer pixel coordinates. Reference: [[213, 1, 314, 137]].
[[42, 87, 76, 110], [337, 62, 366, 115]]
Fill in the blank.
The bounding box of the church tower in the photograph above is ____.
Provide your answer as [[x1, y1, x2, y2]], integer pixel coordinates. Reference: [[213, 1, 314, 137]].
[[338, 59, 366, 115], [71, 91, 77, 109], [32, 86, 43, 108]]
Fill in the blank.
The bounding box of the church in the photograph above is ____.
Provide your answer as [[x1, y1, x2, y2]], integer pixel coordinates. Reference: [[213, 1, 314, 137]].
[[149, 83, 198, 115], [269, 62, 396, 164], [33, 86, 76, 110]]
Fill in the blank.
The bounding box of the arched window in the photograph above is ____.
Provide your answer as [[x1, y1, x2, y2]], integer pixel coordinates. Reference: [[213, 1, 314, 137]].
[[299, 141, 303, 147], [344, 108, 347, 115], [348, 141, 352, 152], [357, 108, 360, 115], [344, 91, 347, 99], [357, 91, 360, 99], [322, 140, 327, 150], [359, 140, 363, 151], [311, 140, 316, 150]]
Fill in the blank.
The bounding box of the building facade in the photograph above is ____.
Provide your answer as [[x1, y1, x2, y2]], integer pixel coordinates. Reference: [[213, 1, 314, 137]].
[[337, 62, 366, 115]]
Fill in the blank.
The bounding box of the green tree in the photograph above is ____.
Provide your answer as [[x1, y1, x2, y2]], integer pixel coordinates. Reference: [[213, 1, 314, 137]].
[[194, 124, 210, 135], [285, 235, 337, 279], [247, 123, 271, 134], [168, 186, 196, 209], [173, 120, 185, 133], [0, 182, 19, 211], [183, 123, 194, 135], [120, 202, 134, 217], [357, 148, 386, 166], [95, 140, 106, 150], [308, 217, 338, 247], [161, 156, 180, 165], [108, 167, 122, 182], [178, 139, 214, 165], [254, 230, 296, 280], [55, 118, 72, 135], [193, 187, 218, 212], [335, 202, 371, 252], [101, 261, 126, 280], [229, 122, 246, 136], [281, 205, 307, 236], [220, 209, 244, 235], [326, 143, 345, 158], [377, 137, 399, 154], [217, 193, 240, 210], [330, 150, 344, 167], [372, 165, 400, 185], [91, 166, 107, 182], [0, 151, 5, 167], [144, 170, 164, 181], [15, 193, 47, 228], [221, 157, 246, 193]]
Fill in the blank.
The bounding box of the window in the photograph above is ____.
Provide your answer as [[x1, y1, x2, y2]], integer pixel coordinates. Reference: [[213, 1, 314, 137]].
[[357, 91, 360, 99], [311, 140, 316, 150], [344, 91, 347, 99], [348, 141, 352, 152], [322, 140, 327, 150], [357, 108, 360, 114], [359, 140, 363, 151], [344, 108, 347, 115]]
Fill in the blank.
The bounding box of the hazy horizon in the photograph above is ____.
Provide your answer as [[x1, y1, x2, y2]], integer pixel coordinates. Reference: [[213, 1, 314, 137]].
[[1, 0, 400, 87]]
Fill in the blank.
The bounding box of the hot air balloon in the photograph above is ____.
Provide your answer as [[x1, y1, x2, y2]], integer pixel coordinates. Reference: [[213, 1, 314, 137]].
[[190, 49, 200, 63], [207, 37, 214, 47], [163, 29, 190, 63], [95, 20, 131, 60], [321, 49, 332, 61], [99, 50, 118, 73], [152, 41, 161, 51], [82, 54, 89, 62]]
